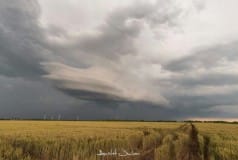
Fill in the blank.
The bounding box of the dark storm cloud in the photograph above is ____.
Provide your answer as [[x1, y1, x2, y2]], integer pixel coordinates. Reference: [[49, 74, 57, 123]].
[[164, 41, 238, 72], [1, 0, 237, 120], [56, 86, 125, 102], [1, 0, 171, 106], [165, 73, 238, 87], [154, 40, 238, 119], [0, 76, 79, 119], [168, 92, 238, 109], [0, 0, 48, 78], [165, 91, 238, 119], [0, 0, 82, 119], [42, 0, 184, 104]]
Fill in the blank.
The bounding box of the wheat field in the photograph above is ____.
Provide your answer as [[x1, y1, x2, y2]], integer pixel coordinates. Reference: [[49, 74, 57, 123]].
[[0, 121, 237, 160]]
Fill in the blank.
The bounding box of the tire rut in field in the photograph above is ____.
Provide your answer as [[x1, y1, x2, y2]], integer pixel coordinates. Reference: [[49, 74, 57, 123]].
[[153, 123, 202, 160], [203, 135, 210, 160], [105, 123, 204, 160], [178, 123, 202, 160]]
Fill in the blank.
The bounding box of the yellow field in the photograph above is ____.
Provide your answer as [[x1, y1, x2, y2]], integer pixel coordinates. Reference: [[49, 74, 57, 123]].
[[0, 121, 237, 160], [0, 121, 182, 138], [195, 123, 238, 160]]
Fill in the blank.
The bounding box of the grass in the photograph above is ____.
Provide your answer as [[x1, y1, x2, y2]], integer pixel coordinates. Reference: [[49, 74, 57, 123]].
[[0, 120, 237, 160]]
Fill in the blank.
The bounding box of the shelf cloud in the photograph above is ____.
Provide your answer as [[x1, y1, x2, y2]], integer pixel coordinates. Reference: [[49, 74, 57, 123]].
[[0, 0, 238, 120]]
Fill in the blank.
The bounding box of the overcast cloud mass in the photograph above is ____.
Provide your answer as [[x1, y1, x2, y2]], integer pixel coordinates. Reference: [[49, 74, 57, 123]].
[[0, 0, 238, 120]]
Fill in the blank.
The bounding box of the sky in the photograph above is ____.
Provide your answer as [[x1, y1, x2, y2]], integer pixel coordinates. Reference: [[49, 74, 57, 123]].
[[0, 0, 238, 120]]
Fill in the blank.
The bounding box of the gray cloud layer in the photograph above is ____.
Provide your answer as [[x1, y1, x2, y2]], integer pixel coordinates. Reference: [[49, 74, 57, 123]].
[[0, 0, 47, 78], [41, 0, 184, 105], [0, 0, 238, 120], [165, 41, 238, 72]]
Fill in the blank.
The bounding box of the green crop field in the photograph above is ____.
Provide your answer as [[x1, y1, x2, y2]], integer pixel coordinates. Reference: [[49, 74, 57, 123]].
[[0, 121, 237, 160]]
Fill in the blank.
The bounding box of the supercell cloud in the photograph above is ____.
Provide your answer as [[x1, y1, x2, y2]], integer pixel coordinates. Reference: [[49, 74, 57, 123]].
[[0, 0, 238, 120]]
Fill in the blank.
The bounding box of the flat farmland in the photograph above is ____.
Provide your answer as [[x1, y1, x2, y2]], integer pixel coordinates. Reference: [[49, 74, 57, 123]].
[[0, 121, 237, 160]]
